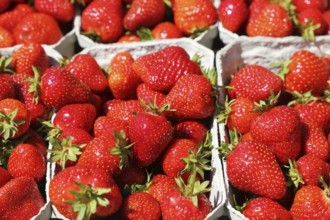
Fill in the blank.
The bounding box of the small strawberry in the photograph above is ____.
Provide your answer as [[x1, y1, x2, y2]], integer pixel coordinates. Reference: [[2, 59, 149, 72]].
[[7, 143, 46, 182], [292, 0, 328, 13], [117, 34, 141, 43], [297, 8, 327, 40], [147, 174, 177, 204], [13, 12, 63, 45], [34, 0, 75, 22], [151, 22, 184, 39], [174, 120, 208, 144], [132, 46, 202, 92], [0, 4, 34, 33], [0, 167, 10, 187], [136, 83, 166, 107], [123, 0, 165, 31], [49, 166, 123, 220], [93, 116, 129, 141], [0, 27, 15, 48], [0, 74, 15, 101], [40, 66, 92, 110]]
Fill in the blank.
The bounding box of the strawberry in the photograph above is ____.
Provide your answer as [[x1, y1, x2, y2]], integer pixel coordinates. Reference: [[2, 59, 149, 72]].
[[247, 3, 293, 37], [24, 129, 47, 158], [297, 8, 328, 39], [0, 0, 10, 13], [226, 140, 287, 199], [115, 165, 147, 190], [0, 27, 15, 48], [174, 120, 208, 144], [81, 0, 123, 43], [7, 143, 46, 182], [0, 4, 34, 33], [278, 50, 328, 96], [172, 0, 218, 36], [0, 74, 15, 101], [117, 34, 141, 43], [124, 0, 165, 31], [34, 0, 74, 22], [108, 52, 141, 99], [323, 10, 330, 35], [93, 116, 129, 141], [132, 46, 202, 92], [250, 106, 302, 164], [40, 66, 92, 110], [228, 65, 283, 102], [163, 75, 215, 121], [248, 0, 269, 22], [242, 197, 293, 220], [0, 167, 10, 187], [151, 22, 184, 39], [49, 166, 122, 219], [53, 103, 97, 133], [0, 98, 31, 140], [0, 177, 45, 220], [11, 43, 50, 77], [64, 54, 108, 93], [129, 112, 174, 167], [136, 83, 166, 107], [218, 0, 249, 33], [147, 174, 177, 204], [121, 192, 161, 220], [292, 0, 328, 13], [13, 12, 63, 45], [290, 183, 330, 218]]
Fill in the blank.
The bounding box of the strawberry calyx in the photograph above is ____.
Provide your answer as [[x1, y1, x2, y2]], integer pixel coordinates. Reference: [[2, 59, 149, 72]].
[[319, 176, 330, 198], [287, 91, 319, 106], [0, 139, 15, 168], [48, 135, 86, 169], [218, 128, 240, 158], [189, 26, 209, 39], [232, 194, 247, 213], [24, 66, 41, 104], [253, 90, 281, 111], [286, 159, 305, 188], [139, 96, 173, 114], [109, 130, 134, 170], [0, 108, 25, 140], [81, 31, 101, 43], [65, 181, 111, 220], [274, 60, 292, 81], [163, 0, 172, 8], [298, 19, 321, 41], [136, 27, 154, 41], [0, 56, 14, 74], [40, 120, 62, 141], [322, 89, 330, 103], [122, 172, 151, 196], [216, 96, 233, 124], [59, 57, 71, 67]]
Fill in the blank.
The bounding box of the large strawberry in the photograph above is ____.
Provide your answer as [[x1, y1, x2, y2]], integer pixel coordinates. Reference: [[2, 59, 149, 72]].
[[172, 0, 218, 36], [123, 0, 165, 31], [34, 0, 75, 22], [0, 27, 15, 48], [40, 66, 92, 110], [81, 0, 123, 43], [132, 46, 202, 92], [49, 166, 122, 219]]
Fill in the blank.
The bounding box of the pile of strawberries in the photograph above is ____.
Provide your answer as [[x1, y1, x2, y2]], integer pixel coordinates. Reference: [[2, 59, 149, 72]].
[[218, 49, 330, 218], [218, 0, 330, 40]]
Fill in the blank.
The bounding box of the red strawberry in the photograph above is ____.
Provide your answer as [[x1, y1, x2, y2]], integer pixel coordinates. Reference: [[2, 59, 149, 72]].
[[64, 54, 108, 93], [174, 120, 208, 144], [40, 66, 92, 110], [151, 22, 184, 39], [34, 0, 74, 22], [132, 46, 202, 92], [163, 75, 215, 121], [0, 0, 10, 13], [115, 165, 147, 190], [226, 140, 287, 199], [49, 166, 122, 219], [0, 177, 45, 220], [93, 116, 129, 141], [7, 143, 46, 182], [0, 74, 15, 101], [136, 83, 166, 107], [323, 10, 330, 34], [172, 0, 218, 36], [81, 0, 123, 43], [248, 0, 269, 22], [228, 65, 283, 102], [147, 174, 177, 204], [129, 112, 174, 167], [117, 34, 141, 43], [13, 12, 63, 45], [0, 4, 34, 33], [242, 197, 293, 220], [250, 106, 302, 164], [24, 129, 47, 158], [290, 184, 330, 218], [0, 167, 10, 187], [218, 0, 249, 33], [0, 98, 31, 140], [297, 8, 327, 39], [293, 0, 328, 13], [11, 43, 50, 77], [121, 192, 161, 220], [0, 27, 15, 48], [123, 0, 165, 31]]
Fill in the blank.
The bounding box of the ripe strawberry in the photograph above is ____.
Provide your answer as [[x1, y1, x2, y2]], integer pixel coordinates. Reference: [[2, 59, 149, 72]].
[[247, 3, 293, 37], [293, 0, 328, 13], [250, 106, 302, 164], [151, 22, 184, 39], [117, 34, 141, 43], [132, 46, 202, 92], [218, 0, 249, 33], [108, 52, 141, 99], [242, 197, 293, 220], [297, 8, 327, 39], [0, 0, 10, 13], [0, 74, 15, 101], [290, 184, 330, 218], [0, 27, 15, 48], [40, 66, 92, 110], [13, 12, 63, 45], [226, 140, 287, 199], [115, 165, 147, 190], [279, 50, 328, 96], [7, 143, 46, 182], [64, 54, 108, 93], [136, 83, 166, 107], [49, 166, 122, 219], [53, 103, 97, 133], [121, 192, 161, 220], [0, 4, 34, 33], [147, 174, 177, 204], [0, 167, 10, 187], [163, 75, 215, 121], [129, 112, 174, 167], [124, 0, 165, 31], [93, 116, 129, 141], [172, 0, 218, 36], [34, 0, 74, 22], [228, 65, 283, 102], [0, 98, 31, 140], [0, 177, 45, 220], [174, 120, 208, 144], [11, 43, 50, 77], [248, 0, 269, 22], [24, 129, 47, 158], [81, 0, 123, 43]]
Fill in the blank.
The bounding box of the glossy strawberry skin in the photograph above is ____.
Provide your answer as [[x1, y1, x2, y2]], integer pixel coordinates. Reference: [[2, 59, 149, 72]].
[[147, 174, 177, 204], [293, 0, 328, 13], [151, 22, 184, 39], [174, 120, 208, 144], [0, 74, 15, 100], [93, 116, 129, 141], [298, 8, 327, 36], [34, 0, 74, 22], [136, 83, 166, 108], [0, 27, 15, 48]]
